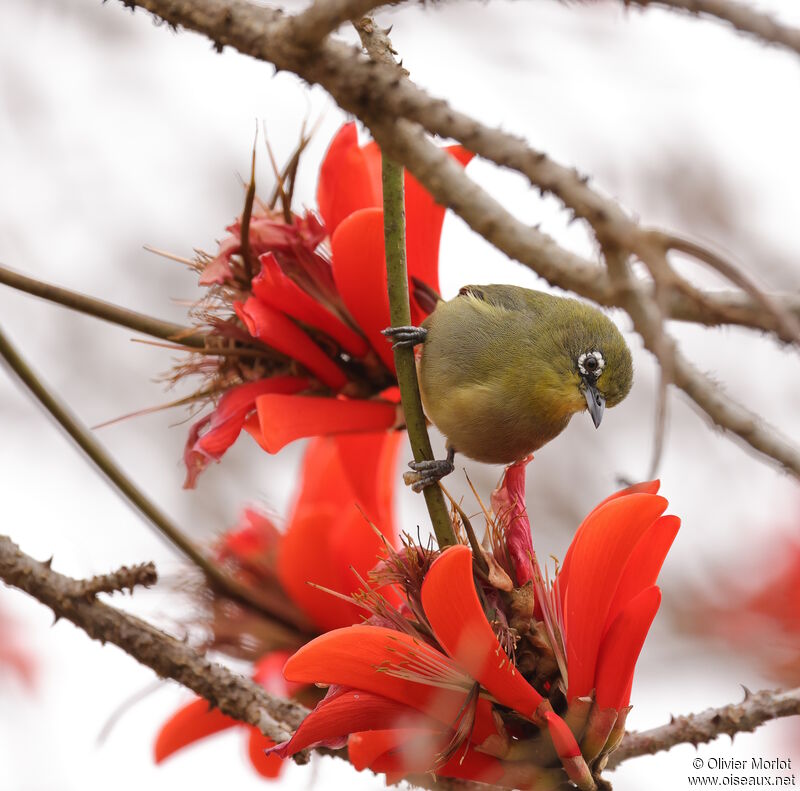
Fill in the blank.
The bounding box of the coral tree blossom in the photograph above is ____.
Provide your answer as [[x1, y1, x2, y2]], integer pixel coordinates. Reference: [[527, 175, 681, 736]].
[[179, 123, 471, 487], [684, 527, 800, 747], [0, 600, 35, 688], [155, 433, 400, 778], [271, 467, 679, 789]]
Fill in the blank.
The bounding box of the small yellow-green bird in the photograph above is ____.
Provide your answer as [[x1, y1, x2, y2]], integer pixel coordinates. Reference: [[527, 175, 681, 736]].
[[385, 284, 633, 490]]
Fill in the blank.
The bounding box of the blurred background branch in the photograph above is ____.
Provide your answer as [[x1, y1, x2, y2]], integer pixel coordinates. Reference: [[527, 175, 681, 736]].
[[624, 0, 800, 57]]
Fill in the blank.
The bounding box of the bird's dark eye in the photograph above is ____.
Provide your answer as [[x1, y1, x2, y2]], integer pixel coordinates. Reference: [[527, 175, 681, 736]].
[[578, 350, 605, 377]]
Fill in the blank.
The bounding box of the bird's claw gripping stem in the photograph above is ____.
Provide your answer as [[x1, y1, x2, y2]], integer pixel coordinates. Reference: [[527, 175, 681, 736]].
[[402, 447, 456, 492], [382, 325, 428, 349]]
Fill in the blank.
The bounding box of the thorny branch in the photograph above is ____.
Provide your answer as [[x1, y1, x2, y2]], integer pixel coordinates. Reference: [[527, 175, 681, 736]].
[[111, 0, 800, 481], [608, 686, 800, 769], [0, 535, 308, 746]]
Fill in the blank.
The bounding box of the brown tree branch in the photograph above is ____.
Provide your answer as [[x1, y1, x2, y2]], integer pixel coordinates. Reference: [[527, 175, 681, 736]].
[[625, 0, 800, 58], [0, 535, 308, 746], [607, 686, 800, 769]]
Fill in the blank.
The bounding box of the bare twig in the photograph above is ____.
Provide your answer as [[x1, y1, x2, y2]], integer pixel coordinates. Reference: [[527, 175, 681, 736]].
[[0, 324, 312, 636], [0, 263, 205, 347], [74, 562, 158, 597], [625, 0, 800, 58], [0, 535, 307, 746], [607, 686, 800, 769]]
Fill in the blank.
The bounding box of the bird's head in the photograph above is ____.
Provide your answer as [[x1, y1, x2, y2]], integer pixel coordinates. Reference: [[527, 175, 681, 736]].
[[537, 300, 633, 430]]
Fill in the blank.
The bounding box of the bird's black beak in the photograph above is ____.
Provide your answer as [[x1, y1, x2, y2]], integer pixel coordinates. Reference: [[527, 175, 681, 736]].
[[584, 382, 605, 429]]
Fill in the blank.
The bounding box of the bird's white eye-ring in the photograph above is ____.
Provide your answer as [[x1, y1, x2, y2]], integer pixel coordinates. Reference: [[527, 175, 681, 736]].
[[578, 351, 605, 377]]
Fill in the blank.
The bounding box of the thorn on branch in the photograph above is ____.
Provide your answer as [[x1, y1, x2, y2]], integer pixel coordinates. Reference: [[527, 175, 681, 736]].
[[74, 562, 158, 598]]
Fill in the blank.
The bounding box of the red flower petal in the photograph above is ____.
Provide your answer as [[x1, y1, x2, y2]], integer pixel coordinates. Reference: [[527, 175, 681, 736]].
[[349, 728, 423, 771], [561, 493, 668, 701], [329, 142, 473, 359], [235, 297, 347, 391], [420, 545, 544, 719], [200, 236, 239, 285], [330, 207, 396, 370], [317, 123, 382, 235], [352, 730, 510, 785], [252, 252, 369, 357], [404, 146, 473, 321], [544, 711, 582, 759], [272, 690, 431, 758], [605, 514, 679, 634], [282, 625, 497, 743], [154, 698, 238, 763], [277, 508, 362, 630], [276, 438, 396, 630], [594, 586, 662, 710], [247, 728, 282, 778], [253, 393, 398, 454], [216, 509, 281, 577], [334, 431, 402, 530], [252, 649, 307, 698], [590, 480, 661, 514], [183, 377, 309, 488], [557, 481, 661, 589]]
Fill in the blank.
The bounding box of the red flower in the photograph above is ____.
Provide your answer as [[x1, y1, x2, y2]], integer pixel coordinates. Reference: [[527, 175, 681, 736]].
[[183, 376, 309, 488], [269, 473, 678, 787], [155, 432, 401, 776], [320, 123, 472, 368], [180, 123, 471, 487], [682, 529, 800, 747], [0, 600, 35, 689]]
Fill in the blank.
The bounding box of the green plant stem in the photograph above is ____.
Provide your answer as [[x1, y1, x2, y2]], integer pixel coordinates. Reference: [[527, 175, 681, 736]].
[[381, 158, 456, 549], [0, 324, 311, 637], [0, 264, 206, 348]]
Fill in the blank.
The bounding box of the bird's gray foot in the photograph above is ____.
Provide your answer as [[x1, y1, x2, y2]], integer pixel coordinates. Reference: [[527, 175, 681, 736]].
[[402, 447, 455, 492], [381, 325, 428, 349]]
